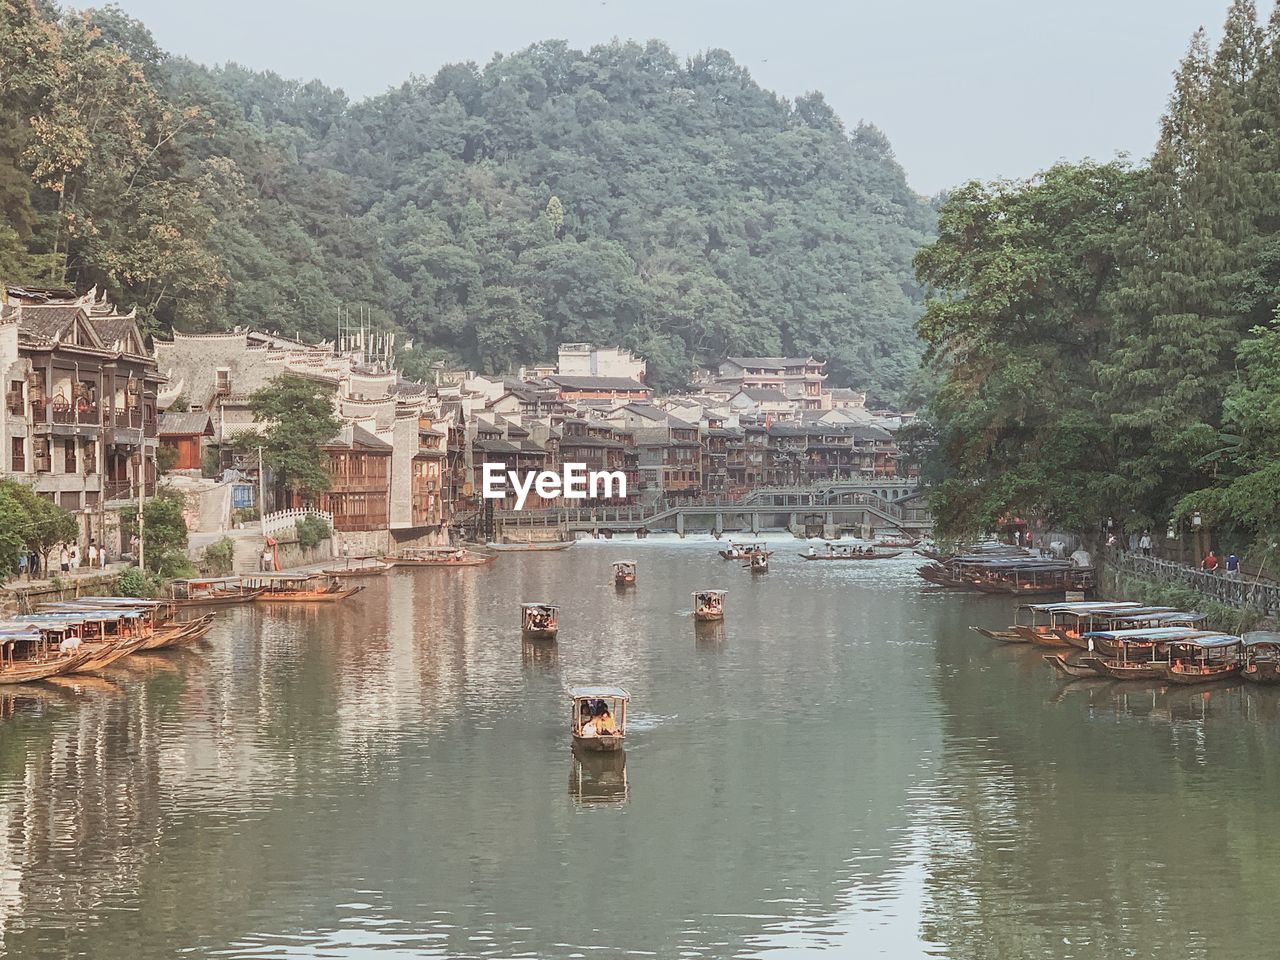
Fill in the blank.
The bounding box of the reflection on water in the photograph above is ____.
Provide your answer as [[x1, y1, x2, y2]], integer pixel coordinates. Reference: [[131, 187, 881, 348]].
[[0, 539, 1277, 958]]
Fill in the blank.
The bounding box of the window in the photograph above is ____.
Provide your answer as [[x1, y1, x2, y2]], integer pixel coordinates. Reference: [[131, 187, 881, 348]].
[[59, 492, 79, 511], [215, 369, 231, 393], [33, 437, 50, 472], [64, 439, 77, 473], [10, 437, 25, 471]]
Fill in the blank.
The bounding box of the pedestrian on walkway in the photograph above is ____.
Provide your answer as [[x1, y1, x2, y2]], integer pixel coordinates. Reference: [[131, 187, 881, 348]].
[[59, 545, 70, 574], [88, 540, 98, 570], [18, 550, 28, 581], [1201, 551, 1218, 571], [69, 543, 80, 570], [1139, 531, 1152, 557], [1225, 554, 1240, 578]]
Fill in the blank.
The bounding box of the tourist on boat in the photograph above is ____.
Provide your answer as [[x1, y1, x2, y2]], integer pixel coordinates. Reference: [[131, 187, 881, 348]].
[[1202, 551, 1218, 571], [808, 545, 817, 557], [594, 704, 618, 734], [1226, 554, 1240, 577]]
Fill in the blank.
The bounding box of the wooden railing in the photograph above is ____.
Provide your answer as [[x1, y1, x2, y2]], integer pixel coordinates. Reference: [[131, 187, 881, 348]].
[[1105, 548, 1280, 616]]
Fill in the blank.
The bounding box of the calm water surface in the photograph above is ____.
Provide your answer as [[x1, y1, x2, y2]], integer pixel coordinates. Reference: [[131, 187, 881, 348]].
[[1, 539, 1278, 959]]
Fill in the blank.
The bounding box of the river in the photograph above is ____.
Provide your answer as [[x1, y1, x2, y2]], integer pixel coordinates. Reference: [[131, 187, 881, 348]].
[[1, 539, 1277, 959]]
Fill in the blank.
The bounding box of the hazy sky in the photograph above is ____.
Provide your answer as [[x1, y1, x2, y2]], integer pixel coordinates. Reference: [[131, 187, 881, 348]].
[[115, 0, 1242, 194]]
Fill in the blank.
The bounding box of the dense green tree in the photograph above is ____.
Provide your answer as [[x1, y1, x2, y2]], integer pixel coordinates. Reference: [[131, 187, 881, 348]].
[[914, 162, 1134, 538], [246, 374, 342, 499]]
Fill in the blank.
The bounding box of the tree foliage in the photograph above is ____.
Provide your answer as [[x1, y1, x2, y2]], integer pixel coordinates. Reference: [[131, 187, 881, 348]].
[[0, 478, 79, 575], [916, 0, 1280, 551], [247, 374, 341, 498], [0, 5, 934, 401]]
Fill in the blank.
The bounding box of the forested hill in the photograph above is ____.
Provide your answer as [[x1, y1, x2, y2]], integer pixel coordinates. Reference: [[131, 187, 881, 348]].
[[1, 4, 935, 398]]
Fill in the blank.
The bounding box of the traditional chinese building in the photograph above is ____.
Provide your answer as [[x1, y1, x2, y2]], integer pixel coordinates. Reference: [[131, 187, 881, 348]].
[[1, 285, 161, 552]]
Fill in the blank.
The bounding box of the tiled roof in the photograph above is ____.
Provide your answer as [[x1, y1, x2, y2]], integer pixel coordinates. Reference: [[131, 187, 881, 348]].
[[157, 412, 213, 436], [736, 387, 789, 402], [546, 375, 651, 392]]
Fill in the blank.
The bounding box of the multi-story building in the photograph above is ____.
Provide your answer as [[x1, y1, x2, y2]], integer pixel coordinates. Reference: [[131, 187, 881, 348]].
[[716, 357, 827, 409], [556, 343, 646, 382], [1, 286, 160, 552], [543, 375, 652, 403], [318, 425, 392, 533]]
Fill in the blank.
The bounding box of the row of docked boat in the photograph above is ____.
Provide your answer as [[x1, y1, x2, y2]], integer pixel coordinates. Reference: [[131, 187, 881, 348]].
[[918, 548, 1094, 595], [973, 599, 1275, 685], [0, 598, 214, 685]]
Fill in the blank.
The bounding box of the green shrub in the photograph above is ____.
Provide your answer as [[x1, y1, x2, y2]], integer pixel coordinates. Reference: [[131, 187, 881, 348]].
[[157, 444, 180, 473], [116, 566, 151, 598], [204, 536, 235, 575], [154, 548, 198, 580], [295, 514, 331, 549]]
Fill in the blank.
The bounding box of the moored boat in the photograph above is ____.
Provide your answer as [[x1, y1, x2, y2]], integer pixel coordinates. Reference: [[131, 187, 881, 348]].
[[1161, 634, 1244, 685], [169, 576, 265, 607], [0, 623, 94, 684], [1044, 654, 1104, 678], [1242, 636, 1280, 685], [693, 589, 726, 622], [570, 686, 628, 753], [970, 626, 1029, 643], [322, 557, 393, 577], [521, 602, 559, 640], [244, 574, 366, 602], [384, 547, 494, 567]]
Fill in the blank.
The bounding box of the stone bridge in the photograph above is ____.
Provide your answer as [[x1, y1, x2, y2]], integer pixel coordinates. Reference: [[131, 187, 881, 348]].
[[491, 481, 932, 539]]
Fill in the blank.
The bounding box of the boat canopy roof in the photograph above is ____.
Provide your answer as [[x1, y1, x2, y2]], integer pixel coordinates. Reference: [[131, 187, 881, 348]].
[[569, 685, 630, 701], [1084, 626, 1226, 642], [1166, 634, 1242, 648], [1024, 601, 1144, 613], [0, 625, 42, 638], [51, 596, 167, 606], [1109, 610, 1204, 624], [171, 576, 243, 586], [611, 560, 637, 566], [25, 607, 145, 620], [693, 589, 726, 597], [1244, 636, 1280, 648], [521, 602, 559, 609]]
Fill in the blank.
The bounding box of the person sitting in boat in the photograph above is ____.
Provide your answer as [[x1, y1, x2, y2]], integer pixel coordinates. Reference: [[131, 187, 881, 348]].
[[594, 703, 618, 735], [580, 715, 599, 737], [808, 545, 817, 557]]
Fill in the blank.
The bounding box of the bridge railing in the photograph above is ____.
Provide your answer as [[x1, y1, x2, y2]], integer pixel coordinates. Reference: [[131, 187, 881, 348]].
[[1106, 548, 1280, 616]]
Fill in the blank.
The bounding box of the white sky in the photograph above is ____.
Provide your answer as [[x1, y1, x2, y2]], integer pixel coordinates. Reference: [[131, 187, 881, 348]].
[[113, 0, 1245, 194]]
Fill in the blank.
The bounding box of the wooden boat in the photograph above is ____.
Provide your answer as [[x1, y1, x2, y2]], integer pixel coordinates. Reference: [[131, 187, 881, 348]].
[[969, 626, 1029, 643], [801, 549, 903, 561], [521, 602, 559, 640], [1161, 634, 1243, 685], [745, 553, 769, 573], [148, 615, 214, 650], [384, 547, 494, 567], [719, 542, 771, 561], [612, 560, 637, 586], [1082, 625, 1213, 660], [169, 577, 265, 607], [244, 574, 366, 603], [486, 540, 574, 552], [1242, 637, 1280, 685], [322, 557, 392, 577], [0, 624, 94, 684], [1044, 654, 1104, 678], [77, 633, 152, 672], [874, 537, 920, 548], [570, 685, 628, 753], [918, 555, 1094, 595], [693, 589, 726, 622], [1010, 601, 1147, 648]]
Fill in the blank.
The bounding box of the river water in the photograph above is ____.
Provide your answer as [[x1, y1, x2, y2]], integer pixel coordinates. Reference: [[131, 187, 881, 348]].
[[1, 539, 1277, 959]]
